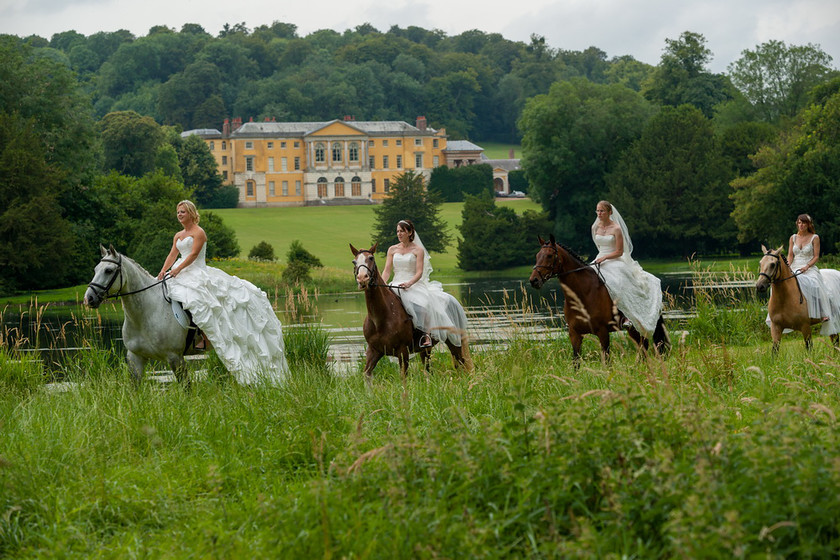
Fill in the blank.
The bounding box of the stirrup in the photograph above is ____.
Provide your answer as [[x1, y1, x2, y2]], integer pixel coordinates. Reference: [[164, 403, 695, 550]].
[[419, 333, 433, 348]]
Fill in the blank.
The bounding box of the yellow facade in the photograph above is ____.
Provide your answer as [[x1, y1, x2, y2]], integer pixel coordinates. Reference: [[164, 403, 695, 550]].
[[191, 118, 447, 207]]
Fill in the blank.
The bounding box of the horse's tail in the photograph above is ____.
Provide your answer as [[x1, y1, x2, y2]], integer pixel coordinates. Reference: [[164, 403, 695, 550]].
[[653, 315, 671, 356]]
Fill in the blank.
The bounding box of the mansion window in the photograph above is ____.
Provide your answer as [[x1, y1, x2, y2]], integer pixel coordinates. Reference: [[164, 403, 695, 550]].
[[371, 178, 376, 193], [384, 178, 390, 193], [396, 140, 402, 146], [383, 140, 389, 147], [245, 141, 253, 149], [415, 154, 423, 168], [351, 176, 361, 196], [268, 157, 275, 172], [317, 177, 328, 198], [222, 171, 228, 180], [269, 181, 276, 196], [246, 181, 255, 197], [209, 141, 215, 150], [281, 157, 288, 171], [349, 142, 359, 162], [369, 155, 375, 169], [315, 143, 326, 163], [222, 141, 227, 150], [295, 180, 301, 195], [282, 181, 289, 196], [332, 142, 342, 163], [383, 155, 389, 169], [294, 142, 300, 148], [246, 156, 254, 171], [281, 141, 287, 148], [433, 139, 438, 148], [222, 156, 227, 165], [334, 177, 345, 197], [433, 156, 439, 167], [396, 155, 402, 169], [267, 142, 273, 149], [294, 157, 300, 170], [415, 138, 422, 146]]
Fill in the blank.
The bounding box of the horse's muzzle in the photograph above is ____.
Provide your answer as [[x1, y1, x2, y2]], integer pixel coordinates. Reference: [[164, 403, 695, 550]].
[[83, 288, 102, 308], [529, 274, 543, 289]]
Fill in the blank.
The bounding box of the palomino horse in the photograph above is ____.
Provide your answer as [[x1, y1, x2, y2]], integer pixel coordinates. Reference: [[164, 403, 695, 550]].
[[350, 243, 472, 379], [84, 245, 199, 384], [529, 235, 670, 365], [756, 244, 840, 352]]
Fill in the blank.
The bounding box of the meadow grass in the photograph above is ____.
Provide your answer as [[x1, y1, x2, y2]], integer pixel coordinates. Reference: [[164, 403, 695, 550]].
[[2, 273, 840, 557]]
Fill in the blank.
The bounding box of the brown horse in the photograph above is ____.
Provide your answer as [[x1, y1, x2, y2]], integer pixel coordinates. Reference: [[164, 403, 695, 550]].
[[350, 243, 472, 380], [756, 244, 840, 352], [529, 235, 669, 365]]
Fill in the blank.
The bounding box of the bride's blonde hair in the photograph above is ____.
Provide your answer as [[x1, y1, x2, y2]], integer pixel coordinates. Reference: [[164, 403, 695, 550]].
[[178, 200, 200, 224]]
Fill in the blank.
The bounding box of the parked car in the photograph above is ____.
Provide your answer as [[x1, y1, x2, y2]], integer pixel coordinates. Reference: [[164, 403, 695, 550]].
[[509, 190, 526, 198]]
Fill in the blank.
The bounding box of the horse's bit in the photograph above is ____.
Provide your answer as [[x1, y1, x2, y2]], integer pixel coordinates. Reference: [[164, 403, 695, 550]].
[[87, 254, 166, 301]]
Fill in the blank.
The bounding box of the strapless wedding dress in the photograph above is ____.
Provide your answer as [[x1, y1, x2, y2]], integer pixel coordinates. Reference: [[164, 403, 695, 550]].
[[168, 236, 288, 384], [390, 251, 467, 346], [593, 234, 662, 337]]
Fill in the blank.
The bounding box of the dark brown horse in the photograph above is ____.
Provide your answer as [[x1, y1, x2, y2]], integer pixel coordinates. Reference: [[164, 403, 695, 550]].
[[350, 243, 472, 380], [756, 244, 840, 352], [529, 235, 669, 365]]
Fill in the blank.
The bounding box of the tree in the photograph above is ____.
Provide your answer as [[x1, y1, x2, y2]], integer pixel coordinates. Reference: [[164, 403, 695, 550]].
[[606, 105, 736, 257], [178, 134, 224, 206], [427, 164, 494, 202], [371, 170, 450, 254], [457, 193, 552, 270], [249, 241, 276, 261], [732, 90, 840, 251], [519, 78, 654, 251], [642, 31, 734, 118], [99, 110, 164, 176], [728, 40, 836, 123]]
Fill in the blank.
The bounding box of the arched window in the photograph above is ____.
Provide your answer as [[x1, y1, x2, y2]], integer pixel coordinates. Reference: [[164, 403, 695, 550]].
[[332, 142, 342, 163], [351, 176, 362, 196], [348, 142, 359, 162], [334, 177, 345, 197], [317, 177, 328, 198], [315, 143, 326, 163]]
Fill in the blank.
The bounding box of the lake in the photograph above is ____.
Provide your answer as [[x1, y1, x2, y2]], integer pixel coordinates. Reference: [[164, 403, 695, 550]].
[[1, 273, 755, 377]]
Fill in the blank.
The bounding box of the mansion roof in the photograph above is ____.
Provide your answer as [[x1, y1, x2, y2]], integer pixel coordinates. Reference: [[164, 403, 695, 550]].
[[182, 119, 439, 139]]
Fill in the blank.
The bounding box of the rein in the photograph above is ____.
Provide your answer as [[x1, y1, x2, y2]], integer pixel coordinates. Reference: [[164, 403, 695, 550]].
[[88, 255, 168, 301], [532, 243, 601, 284], [353, 251, 406, 291], [759, 251, 804, 304]]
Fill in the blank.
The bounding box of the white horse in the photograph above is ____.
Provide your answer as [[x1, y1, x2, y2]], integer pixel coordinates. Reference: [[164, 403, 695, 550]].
[[83, 245, 198, 384]]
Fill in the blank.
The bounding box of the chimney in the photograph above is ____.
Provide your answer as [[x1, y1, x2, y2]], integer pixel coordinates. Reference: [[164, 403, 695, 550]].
[[223, 118, 230, 136], [416, 116, 427, 131], [508, 149, 515, 159], [232, 117, 243, 132], [343, 115, 355, 121], [264, 117, 271, 122], [249, 116, 254, 122]]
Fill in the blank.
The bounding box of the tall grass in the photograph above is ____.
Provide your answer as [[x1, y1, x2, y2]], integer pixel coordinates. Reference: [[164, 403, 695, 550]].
[[4, 279, 840, 556]]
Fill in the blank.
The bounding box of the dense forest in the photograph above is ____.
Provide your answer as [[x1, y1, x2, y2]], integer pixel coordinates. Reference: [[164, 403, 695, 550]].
[[1, 21, 840, 288]]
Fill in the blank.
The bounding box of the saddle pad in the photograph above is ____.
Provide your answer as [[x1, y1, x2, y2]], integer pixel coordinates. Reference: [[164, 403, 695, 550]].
[[171, 299, 190, 329]]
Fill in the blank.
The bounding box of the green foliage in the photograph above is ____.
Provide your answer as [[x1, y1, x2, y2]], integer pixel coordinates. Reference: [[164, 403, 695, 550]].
[[732, 90, 840, 250], [202, 211, 240, 260], [177, 134, 224, 207], [371, 170, 451, 254], [427, 164, 494, 202], [284, 323, 330, 373], [457, 193, 552, 270], [287, 240, 323, 268], [282, 260, 311, 284], [519, 78, 654, 252], [607, 105, 735, 257], [642, 31, 735, 118], [248, 241, 275, 261], [507, 169, 529, 193], [728, 40, 836, 123], [99, 110, 164, 176]]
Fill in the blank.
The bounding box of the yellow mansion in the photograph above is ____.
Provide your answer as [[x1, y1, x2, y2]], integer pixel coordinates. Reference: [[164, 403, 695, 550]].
[[183, 116, 452, 207]]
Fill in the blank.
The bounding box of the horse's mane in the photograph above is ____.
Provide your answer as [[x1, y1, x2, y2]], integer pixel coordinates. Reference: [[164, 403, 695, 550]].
[[550, 242, 589, 267], [106, 249, 155, 279]]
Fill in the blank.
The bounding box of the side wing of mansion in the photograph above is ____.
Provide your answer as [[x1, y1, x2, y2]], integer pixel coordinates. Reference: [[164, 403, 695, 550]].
[[182, 116, 519, 207]]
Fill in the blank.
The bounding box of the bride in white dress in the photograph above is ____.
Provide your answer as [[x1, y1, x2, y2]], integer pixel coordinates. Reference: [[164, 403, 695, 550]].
[[380, 219, 468, 348], [771, 213, 840, 334], [591, 200, 662, 338], [157, 200, 288, 385]]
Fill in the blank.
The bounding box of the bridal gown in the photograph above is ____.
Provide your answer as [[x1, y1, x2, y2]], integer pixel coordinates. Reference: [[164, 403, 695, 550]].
[[593, 234, 662, 337], [168, 236, 288, 384], [390, 252, 468, 347]]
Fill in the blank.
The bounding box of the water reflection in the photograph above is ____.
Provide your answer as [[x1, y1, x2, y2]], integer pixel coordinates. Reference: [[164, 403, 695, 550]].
[[2, 272, 759, 377]]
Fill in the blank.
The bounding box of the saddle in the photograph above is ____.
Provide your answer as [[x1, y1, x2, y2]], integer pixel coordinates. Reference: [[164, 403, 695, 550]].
[[171, 300, 204, 353]]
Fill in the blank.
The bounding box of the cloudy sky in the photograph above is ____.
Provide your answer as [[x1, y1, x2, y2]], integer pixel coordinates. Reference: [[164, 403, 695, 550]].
[[1, 0, 838, 73]]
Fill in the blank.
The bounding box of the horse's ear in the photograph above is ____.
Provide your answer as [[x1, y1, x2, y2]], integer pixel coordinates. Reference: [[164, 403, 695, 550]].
[[100, 244, 108, 257], [350, 243, 359, 257], [776, 245, 784, 254], [108, 244, 116, 255], [371, 242, 378, 254], [761, 244, 768, 254], [538, 235, 545, 246], [549, 234, 556, 245]]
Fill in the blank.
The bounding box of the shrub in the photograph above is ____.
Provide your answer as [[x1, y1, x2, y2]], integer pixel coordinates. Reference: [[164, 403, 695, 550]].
[[248, 241, 276, 261], [287, 240, 322, 268], [282, 260, 311, 284]]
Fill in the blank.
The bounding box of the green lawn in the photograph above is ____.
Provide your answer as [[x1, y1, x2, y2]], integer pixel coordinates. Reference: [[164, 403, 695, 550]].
[[473, 141, 522, 159], [211, 198, 542, 274]]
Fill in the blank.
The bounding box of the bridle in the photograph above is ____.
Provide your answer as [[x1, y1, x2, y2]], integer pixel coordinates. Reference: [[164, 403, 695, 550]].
[[532, 243, 598, 284], [758, 250, 803, 303], [87, 254, 167, 301], [353, 250, 405, 290]]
